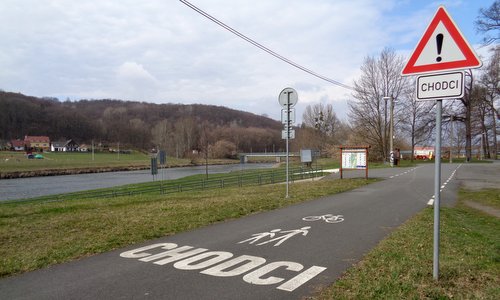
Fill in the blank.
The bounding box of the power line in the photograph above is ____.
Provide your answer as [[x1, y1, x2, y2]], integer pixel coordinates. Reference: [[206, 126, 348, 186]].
[[179, 0, 354, 90]]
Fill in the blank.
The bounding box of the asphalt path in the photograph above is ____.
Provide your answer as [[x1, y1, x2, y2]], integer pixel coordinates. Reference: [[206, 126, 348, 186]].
[[0, 163, 468, 299]]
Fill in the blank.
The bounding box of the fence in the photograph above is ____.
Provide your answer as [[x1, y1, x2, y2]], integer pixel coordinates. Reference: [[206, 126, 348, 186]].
[[20, 166, 325, 202]]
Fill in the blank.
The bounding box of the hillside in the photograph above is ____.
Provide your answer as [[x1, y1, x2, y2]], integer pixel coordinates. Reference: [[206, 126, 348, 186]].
[[0, 91, 283, 156]]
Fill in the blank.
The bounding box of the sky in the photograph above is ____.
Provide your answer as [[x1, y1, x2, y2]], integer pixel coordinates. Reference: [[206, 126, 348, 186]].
[[0, 0, 496, 123]]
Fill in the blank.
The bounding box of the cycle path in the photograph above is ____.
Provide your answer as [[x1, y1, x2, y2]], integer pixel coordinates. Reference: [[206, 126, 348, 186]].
[[0, 163, 466, 299]]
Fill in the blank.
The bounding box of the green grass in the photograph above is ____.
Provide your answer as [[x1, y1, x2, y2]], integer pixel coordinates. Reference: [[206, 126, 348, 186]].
[[0, 151, 150, 172], [0, 151, 237, 174], [316, 188, 500, 299], [460, 188, 500, 209], [0, 177, 375, 278]]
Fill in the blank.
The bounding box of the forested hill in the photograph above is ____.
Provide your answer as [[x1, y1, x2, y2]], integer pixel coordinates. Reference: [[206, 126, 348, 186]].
[[0, 91, 283, 154]]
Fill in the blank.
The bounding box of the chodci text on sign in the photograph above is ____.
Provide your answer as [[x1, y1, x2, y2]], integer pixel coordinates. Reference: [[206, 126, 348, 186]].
[[416, 72, 464, 101]]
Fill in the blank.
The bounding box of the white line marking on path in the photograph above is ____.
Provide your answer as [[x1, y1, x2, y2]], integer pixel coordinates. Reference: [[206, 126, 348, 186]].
[[389, 166, 419, 179], [427, 164, 462, 206]]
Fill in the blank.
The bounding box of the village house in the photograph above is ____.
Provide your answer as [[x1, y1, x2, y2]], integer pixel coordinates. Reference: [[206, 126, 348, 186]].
[[414, 146, 434, 160], [10, 139, 25, 151], [79, 144, 89, 152], [24, 135, 50, 152], [51, 139, 80, 152]]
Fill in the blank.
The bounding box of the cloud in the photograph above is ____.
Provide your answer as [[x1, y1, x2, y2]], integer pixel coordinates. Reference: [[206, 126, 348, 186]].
[[0, 0, 493, 122], [115, 61, 159, 100], [116, 61, 157, 82]]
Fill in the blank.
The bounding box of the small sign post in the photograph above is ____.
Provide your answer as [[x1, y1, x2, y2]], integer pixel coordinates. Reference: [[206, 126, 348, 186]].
[[151, 157, 158, 179], [278, 87, 298, 198]]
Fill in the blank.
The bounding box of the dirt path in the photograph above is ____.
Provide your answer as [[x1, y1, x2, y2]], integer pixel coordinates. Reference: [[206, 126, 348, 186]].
[[456, 160, 500, 190], [456, 160, 500, 218], [464, 200, 500, 218]]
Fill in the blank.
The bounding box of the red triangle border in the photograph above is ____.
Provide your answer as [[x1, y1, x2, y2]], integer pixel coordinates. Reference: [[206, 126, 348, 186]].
[[401, 6, 482, 75]]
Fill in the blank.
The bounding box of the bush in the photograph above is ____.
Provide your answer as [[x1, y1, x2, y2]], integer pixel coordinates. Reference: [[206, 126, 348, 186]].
[[210, 140, 237, 159]]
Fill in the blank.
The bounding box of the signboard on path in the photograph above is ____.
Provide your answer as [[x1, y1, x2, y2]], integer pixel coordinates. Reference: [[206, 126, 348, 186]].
[[401, 6, 482, 76]]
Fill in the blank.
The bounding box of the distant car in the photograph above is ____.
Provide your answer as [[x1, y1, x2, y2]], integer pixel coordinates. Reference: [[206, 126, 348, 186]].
[[34, 154, 44, 159], [27, 154, 34, 159]]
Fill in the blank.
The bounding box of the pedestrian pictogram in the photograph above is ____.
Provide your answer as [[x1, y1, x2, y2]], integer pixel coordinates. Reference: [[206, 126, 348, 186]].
[[401, 6, 482, 76]]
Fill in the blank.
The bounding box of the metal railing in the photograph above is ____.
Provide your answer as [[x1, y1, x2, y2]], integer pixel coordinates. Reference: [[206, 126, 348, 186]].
[[15, 166, 325, 202]]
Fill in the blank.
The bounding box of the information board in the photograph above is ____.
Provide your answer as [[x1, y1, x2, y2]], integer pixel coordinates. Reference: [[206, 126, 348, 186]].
[[341, 150, 367, 169], [339, 146, 369, 179]]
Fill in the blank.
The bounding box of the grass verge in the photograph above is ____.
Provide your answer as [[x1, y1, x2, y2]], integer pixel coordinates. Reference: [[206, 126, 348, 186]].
[[0, 151, 237, 175], [0, 177, 375, 278], [316, 188, 500, 299]]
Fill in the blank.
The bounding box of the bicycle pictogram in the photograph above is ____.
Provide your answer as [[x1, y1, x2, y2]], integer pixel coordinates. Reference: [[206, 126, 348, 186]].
[[302, 214, 344, 223]]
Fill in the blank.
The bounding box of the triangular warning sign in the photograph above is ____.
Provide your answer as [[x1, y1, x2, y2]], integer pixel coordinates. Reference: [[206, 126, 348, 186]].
[[401, 6, 482, 76]]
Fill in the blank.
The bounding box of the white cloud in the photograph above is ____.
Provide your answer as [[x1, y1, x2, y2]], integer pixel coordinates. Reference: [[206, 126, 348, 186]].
[[0, 0, 494, 122], [116, 61, 157, 82]]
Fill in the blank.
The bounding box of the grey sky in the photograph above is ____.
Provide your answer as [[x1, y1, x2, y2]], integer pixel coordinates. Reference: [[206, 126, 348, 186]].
[[0, 0, 494, 122]]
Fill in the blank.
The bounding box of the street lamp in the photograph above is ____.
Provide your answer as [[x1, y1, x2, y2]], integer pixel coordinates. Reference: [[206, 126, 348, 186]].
[[383, 96, 395, 166], [480, 132, 486, 160], [443, 115, 456, 163]]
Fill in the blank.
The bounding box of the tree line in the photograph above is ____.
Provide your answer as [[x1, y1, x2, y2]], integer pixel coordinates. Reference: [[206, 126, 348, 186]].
[[0, 92, 284, 158], [295, 46, 498, 162], [296, 2, 499, 162]]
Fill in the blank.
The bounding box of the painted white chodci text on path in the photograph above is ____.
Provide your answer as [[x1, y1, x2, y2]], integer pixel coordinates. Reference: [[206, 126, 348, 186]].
[[120, 242, 326, 292]]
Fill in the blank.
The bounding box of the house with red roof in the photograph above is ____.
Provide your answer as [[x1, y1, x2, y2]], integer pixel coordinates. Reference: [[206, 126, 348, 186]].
[[24, 135, 50, 152], [10, 139, 26, 151]]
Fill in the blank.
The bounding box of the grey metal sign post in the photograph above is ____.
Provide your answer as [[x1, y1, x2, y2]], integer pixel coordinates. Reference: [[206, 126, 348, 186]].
[[433, 100, 442, 278], [278, 87, 298, 198]]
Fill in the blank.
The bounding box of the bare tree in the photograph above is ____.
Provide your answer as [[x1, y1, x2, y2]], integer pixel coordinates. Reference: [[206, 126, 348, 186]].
[[293, 126, 323, 152], [301, 102, 347, 152], [399, 83, 435, 162], [151, 119, 172, 152], [302, 103, 340, 137], [173, 117, 198, 158], [475, 0, 500, 45], [128, 118, 151, 149], [198, 121, 213, 179], [348, 48, 409, 160], [480, 46, 500, 158], [211, 140, 237, 159], [460, 70, 477, 162]]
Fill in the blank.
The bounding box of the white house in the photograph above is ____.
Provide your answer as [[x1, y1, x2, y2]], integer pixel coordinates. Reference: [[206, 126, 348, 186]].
[[51, 139, 80, 152]]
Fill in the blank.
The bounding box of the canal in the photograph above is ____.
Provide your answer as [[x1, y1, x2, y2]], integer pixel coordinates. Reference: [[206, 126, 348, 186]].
[[0, 163, 276, 201]]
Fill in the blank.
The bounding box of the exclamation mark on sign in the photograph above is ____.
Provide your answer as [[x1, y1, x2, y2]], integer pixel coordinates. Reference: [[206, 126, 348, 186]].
[[436, 33, 444, 62]]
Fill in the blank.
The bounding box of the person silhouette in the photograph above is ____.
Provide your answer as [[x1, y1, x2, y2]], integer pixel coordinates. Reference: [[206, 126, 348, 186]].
[[238, 229, 281, 244], [256, 226, 311, 247]]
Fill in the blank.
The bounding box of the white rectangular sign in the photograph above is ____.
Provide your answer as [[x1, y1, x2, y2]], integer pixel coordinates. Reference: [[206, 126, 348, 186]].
[[281, 109, 295, 124], [341, 150, 366, 169], [282, 129, 295, 139], [416, 71, 464, 101]]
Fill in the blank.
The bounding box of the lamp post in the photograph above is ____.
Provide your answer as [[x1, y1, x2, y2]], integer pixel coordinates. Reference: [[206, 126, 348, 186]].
[[443, 115, 455, 163], [383, 96, 395, 166], [480, 132, 486, 160]]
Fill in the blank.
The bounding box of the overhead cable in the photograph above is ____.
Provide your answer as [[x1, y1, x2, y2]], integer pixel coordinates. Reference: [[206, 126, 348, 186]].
[[179, 0, 354, 90]]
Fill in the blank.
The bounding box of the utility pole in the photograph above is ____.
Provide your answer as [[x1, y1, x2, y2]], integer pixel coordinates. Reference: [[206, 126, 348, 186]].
[[384, 96, 395, 166], [450, 116, 454, 163]]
